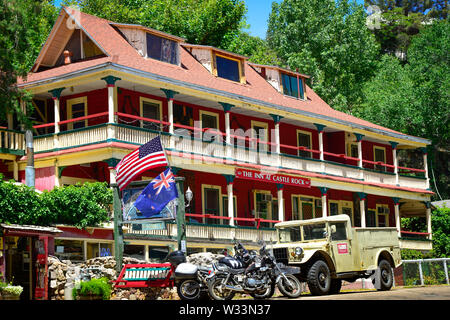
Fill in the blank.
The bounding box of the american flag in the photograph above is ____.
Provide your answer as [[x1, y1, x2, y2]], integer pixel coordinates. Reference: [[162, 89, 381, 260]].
[[115, 136, 169, 191]]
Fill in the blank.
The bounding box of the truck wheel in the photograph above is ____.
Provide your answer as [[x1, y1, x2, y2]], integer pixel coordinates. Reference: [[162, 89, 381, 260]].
[[329, 279, 342, 294], [375, 259, 393, 291], [307, 260, 331, 296]]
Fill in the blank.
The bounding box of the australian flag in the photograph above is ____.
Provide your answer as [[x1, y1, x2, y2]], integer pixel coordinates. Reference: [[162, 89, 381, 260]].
[[134, 168, 178, 218]]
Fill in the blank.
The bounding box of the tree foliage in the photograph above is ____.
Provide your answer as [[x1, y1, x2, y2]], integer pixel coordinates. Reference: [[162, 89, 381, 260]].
[[0, 177, 112, 228], [359, 19, 449, 199], [0, 0, 57, 125], [267, 0, 379, 114], [365, 0, 448, 57], [64, 0, 247, 49]]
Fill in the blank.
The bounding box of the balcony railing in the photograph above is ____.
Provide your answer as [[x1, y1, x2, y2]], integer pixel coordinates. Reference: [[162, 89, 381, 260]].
[[30, 113, 428, 190], [0, 128, 25, 155], [122, 215, 278, 244]]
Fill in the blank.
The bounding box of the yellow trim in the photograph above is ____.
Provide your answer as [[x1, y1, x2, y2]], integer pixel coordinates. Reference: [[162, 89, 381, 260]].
[[67, 96, 88, 130], [296, 129, 312, 157], [214, 52, 245, 84], [139, 96, 163, 130], [222, 194, 237, 218], [251, 120, 269, 151], [199, 109, 220, 131], [340, 200, 354, 226], [291, 194, 320, 220], [253, 189, 274, 220], [373, 146, 386, 163], [328, 200, 340, 216], [376, 204, 390, 227], [60, 176, 97, 185], [20, 69, 427, 148], [201, 184, 223, 223]]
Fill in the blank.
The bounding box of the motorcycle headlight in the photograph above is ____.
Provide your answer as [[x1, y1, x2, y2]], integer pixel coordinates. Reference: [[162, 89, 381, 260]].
[[294, 247, 303, 256]]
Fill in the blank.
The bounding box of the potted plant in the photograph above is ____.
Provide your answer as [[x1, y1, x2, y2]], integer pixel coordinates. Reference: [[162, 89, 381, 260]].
[[72, 277, 111, 300], [0, 280, 23, 300]]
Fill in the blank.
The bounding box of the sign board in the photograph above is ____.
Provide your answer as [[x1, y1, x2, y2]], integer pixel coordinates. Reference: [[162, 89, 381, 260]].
[[235, 168, 311, 188]]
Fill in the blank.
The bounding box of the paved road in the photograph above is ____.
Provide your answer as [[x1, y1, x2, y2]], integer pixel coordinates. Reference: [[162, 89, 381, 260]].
[[274, 285, 450, 300]]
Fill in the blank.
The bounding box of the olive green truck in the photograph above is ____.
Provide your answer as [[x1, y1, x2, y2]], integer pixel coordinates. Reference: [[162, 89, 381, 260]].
[[272, 214, 402, 295]]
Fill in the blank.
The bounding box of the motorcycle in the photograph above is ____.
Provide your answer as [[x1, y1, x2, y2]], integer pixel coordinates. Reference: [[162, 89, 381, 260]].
[[208, 241, 302, 300], [167, 250, 216, 300]]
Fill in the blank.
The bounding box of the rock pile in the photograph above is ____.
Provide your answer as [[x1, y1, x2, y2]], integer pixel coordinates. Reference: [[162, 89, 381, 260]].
[[47, 252, 225, 300], [186, 252, 225, 267]]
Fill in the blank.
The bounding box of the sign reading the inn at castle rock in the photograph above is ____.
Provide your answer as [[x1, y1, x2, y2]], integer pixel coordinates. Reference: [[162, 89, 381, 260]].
[[235, 168, 311, 188]]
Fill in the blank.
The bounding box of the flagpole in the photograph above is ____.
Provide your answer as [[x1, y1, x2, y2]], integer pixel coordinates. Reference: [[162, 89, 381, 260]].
[[159, 133, 186, 252]]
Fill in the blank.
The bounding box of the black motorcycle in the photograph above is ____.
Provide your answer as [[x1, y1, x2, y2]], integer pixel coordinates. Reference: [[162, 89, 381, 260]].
[[167, 250, 216, 300], [208, 241, 302, 300]]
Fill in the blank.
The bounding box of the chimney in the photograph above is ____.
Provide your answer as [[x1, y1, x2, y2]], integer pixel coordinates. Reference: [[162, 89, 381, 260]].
[[63, 50, 73, 65]]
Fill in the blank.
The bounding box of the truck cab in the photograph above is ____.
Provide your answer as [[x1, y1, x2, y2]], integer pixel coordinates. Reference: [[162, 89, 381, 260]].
[[272, 215, 402, 295]]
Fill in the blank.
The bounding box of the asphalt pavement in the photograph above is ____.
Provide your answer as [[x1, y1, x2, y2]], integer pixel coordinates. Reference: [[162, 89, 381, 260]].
[[273, 285, 450, 300]]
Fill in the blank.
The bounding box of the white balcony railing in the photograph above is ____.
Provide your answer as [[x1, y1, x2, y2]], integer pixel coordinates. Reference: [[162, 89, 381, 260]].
[[32, 123, 428, 191]]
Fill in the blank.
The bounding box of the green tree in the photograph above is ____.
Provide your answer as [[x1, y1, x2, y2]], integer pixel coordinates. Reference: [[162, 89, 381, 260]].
[[359, 19, 449, 199], [365, 0, 448, 58], [0, 0, 57, 125], [65, 0, 247, 49], [267, 0, 380, 114]]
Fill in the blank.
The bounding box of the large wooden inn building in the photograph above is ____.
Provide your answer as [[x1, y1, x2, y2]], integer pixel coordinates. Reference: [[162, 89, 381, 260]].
[[1, 6, 434, 262]]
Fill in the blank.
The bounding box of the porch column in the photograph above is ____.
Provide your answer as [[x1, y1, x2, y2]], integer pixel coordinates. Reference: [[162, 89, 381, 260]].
[[319, 187, 328, 217], [220, 103, 235, 159], [392, 197, 401, 237], [105, 158, 121, 185], [425, 201, 432, 240], [358, 192, 367, 228], [49, 88, 65, 148], [354, 133, 364, 168], [161, 89, 179, 134], [101, 76, 121, 122], [277, 184, 285, 222], [314, 124, 326, 161], [420, 147, 430, 189], [355, 133, 364, 180], [390, 142, 399, 185], [224, 174, 235, 226], [271, 114, 284, 154], [13, 159, 18, 181]]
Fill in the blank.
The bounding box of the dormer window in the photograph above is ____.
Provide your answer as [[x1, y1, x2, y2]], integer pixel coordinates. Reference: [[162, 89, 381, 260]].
[[281, 72, 304, 99], [146, 33, 179, 65], [216, 55, 241, 82]]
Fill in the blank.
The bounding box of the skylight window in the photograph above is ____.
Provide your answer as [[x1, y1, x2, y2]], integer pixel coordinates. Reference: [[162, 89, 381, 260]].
[[281, 73, 304, 99], [216, 55, 240, 82], [146, 33, 179, 65]]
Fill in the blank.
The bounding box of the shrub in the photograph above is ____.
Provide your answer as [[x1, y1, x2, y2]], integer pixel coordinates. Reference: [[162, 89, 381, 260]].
[[0, 177, 112, 228], [72, 277, 111, 300]]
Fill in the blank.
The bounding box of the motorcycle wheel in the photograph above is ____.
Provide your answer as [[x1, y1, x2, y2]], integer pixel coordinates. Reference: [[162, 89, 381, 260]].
[[277, 274, 302, 298], [177, 279, 202, 300], [250, 282, 275, 300], [208, 277, 236, 300]]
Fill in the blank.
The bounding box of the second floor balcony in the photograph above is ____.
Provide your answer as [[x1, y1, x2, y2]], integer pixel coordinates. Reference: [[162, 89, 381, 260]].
[[7, 77, 430, 193]]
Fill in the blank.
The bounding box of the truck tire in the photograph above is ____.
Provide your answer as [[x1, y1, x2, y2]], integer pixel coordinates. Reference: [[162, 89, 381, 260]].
[[329, 279, 342, 294], [375, 259, 393, 291], [307, 260, 331, 296]]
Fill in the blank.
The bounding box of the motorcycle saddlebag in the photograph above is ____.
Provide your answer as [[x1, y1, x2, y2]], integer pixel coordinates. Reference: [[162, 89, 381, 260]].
[[175, 263, 198, 279], [167, 250, 186, 266]]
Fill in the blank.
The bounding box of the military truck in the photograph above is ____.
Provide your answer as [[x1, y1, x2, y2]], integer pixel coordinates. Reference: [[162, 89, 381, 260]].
[[272, 214, 402, 296]]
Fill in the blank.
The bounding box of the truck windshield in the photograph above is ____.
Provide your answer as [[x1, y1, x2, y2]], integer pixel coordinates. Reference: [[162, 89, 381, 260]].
[[303, 223, 326, 240], [278, 226, 301, 243]]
